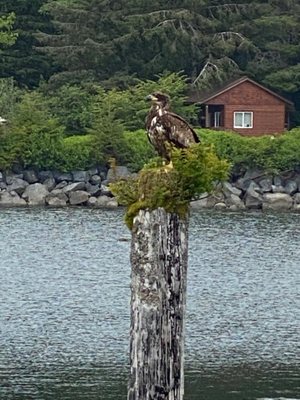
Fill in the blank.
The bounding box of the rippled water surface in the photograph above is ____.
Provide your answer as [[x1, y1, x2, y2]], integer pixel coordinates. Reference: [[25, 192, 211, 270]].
[[0, 208, 299, 400]]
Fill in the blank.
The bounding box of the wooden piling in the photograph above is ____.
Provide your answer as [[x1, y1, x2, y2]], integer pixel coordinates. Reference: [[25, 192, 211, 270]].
[[128, 208, 188, 400]]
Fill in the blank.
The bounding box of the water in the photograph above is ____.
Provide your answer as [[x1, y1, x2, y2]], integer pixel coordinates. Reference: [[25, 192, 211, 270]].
[[0, 208, 299, 400]]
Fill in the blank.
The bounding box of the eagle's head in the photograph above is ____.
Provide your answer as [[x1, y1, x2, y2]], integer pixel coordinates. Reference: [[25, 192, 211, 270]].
[[146, 92, 170, 108]]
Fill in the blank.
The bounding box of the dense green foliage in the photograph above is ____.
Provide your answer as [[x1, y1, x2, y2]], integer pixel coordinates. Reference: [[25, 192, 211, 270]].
[[1, 1, 300, 174], [110, 145, 229, 228], [200, 128, 300, 173]]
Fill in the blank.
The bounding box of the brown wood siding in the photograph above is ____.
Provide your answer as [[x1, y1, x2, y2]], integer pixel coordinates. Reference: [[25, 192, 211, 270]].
[[206, 81, 286, 135]]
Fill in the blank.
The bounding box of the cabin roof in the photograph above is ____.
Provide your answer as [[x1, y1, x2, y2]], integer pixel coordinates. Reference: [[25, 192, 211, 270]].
[[188, 76, 294, 108]]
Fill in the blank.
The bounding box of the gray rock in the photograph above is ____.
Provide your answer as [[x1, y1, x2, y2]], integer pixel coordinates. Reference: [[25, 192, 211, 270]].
[[0, 172, 3, 181], [44, 177, 56, 191], [7, 177, 29, 195], [262, 193, 293, 211], [23, 170, 38, 184], [293, 204, 300, 211], [88, 167, 99, 176], [271, 184, 285, 193], [214, 202, 227, 210], [53, 171, 72, 182], [284, 180, 298, 196], [87, 196, 98, 207], [258, 177, 273, 193], [96, 195, 112, 207], [243, 168, 265, 181], [89, 174, 101, 185], [22, 183, 49, 205], [244, 185, 263, 209], [85, 183, 102, 197], [69, 190, 90, 205], [226, 193, 246, 209], [72, 170, 90, 182], [38, 170, 54, 182], [248, 180, 263, 193], [106, 166, 132, 182], [222, 182, 242, 198], [234, 177, 251, 191], [55, 180, 68, 189], [0, 191, 27, 206], [46, 190, 68, 202], [6, 173, 23, 185], [190, 194, 217, 209], [47, 197, 67, 207], [293, 192, 300, 204], [0, 181, 7, 190], [106, 198, 118, 208], [273, 175, 283, 186], [100, 184, 112, 197], [62, 182, 86, 194]]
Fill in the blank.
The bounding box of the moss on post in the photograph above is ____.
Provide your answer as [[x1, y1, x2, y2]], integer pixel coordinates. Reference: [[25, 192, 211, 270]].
[[110, 144, 229, 229]]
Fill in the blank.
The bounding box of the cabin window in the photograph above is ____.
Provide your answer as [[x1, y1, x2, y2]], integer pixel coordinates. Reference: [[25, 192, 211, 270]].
[[234, 112, 253, 128], [214, 111, 221, 128]]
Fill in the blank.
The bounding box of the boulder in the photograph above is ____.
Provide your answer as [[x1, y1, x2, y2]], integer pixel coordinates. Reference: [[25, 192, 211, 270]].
[[106, 198, 118, 208], [96, 195, 112, 207], [262, 193, 293, 211], [258, 177, 272, 193], [7, 177, 29, 195], [293, 204, 300, 211], [22, 183, 49, 205], [0, 182, 7, 190], [53, 171, 73, 182], [44, 177, 56, 191], [55, 180, 68, 189], [72, 170, 90, 182], [69, 190, 90, 205], [222, 182, 242, 198], [214, 202, 227, 210], [85, 183, 102, 197], [284, 180, 298, 196], [100, 184, 113, 197], [47, 197, 67, 207], [88, 167, 99, 176], [0, 191, 27, 206], [89, 174, 101, 185], [38, 170, 54, 182], [190, 193, 217, 209], [6, 173, 23, 184], [293, 192, 300, 204], [243, 168, 265, 181], [87, 196, 98, 207], [106, 166, 132, 182], [244, 184, 263, 209], [225, 193, 246, 210], [23, 170, 38, 184], [234, 177, 251, 191], [0, 172, 3, 181], [272, 184, 285, 193], [62, 182, 86, 194], [273, 175, 283, 186], [46, 190, 68, 202]]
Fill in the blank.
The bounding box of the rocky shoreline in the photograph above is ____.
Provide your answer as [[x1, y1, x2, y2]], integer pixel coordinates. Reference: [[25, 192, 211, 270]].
[[191, 168, 300, 212], [1, 166, 300, 211]]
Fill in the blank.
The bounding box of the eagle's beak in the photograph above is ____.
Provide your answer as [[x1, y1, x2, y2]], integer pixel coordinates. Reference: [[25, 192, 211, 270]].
[[146, 94, 157, 102]]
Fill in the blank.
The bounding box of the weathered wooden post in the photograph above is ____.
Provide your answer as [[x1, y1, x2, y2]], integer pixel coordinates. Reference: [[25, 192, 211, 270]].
[[128, 208, 188, 400]]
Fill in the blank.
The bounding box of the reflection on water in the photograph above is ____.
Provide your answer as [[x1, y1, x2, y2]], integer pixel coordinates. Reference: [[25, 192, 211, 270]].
[[0, 208, 299, 399]]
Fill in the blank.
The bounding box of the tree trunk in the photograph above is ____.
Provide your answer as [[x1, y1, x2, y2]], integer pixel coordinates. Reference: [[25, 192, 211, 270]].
[[128, 208, 189, 400]]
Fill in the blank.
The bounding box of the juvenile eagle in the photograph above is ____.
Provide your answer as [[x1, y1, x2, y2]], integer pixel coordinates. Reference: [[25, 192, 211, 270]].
[[146, 92, 200, 162]]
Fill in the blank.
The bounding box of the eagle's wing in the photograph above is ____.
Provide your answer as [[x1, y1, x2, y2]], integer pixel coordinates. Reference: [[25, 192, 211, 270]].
[[159, 112, 200, 148]]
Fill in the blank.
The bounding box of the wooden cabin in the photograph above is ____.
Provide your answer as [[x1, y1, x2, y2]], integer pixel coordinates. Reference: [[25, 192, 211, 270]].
[[189, 76, 294, 136]]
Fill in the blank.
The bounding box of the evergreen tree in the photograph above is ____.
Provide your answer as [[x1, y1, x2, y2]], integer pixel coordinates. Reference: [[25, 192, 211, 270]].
[[0, 0, 58, 88]]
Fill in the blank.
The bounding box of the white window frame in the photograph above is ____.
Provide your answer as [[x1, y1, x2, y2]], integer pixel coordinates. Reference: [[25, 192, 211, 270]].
[[234, 111, 253, 128], [214, 111, 221, 128]]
